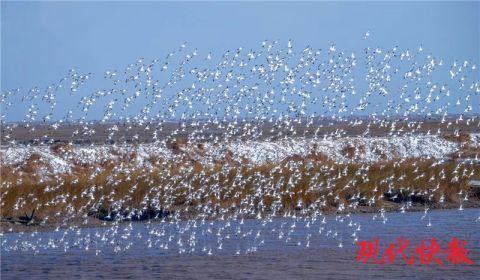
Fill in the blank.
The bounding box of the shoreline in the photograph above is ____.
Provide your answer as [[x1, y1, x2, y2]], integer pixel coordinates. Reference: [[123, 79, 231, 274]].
[[2, 200, 479, 234]]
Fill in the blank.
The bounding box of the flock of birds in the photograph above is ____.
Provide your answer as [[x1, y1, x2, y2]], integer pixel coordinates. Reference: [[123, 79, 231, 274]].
[[1, 38, 479, 256], [2, 38, 478, 142]]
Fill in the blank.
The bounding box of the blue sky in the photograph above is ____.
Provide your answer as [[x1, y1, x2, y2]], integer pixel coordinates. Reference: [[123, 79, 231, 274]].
[[1, 1, 479, 121]]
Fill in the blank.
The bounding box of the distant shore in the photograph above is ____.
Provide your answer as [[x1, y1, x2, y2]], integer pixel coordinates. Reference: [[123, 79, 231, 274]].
[[2, 116, 479, 145]]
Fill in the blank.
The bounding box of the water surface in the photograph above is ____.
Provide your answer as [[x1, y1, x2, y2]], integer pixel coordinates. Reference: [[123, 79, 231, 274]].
[[2, 208, 479, 279]]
